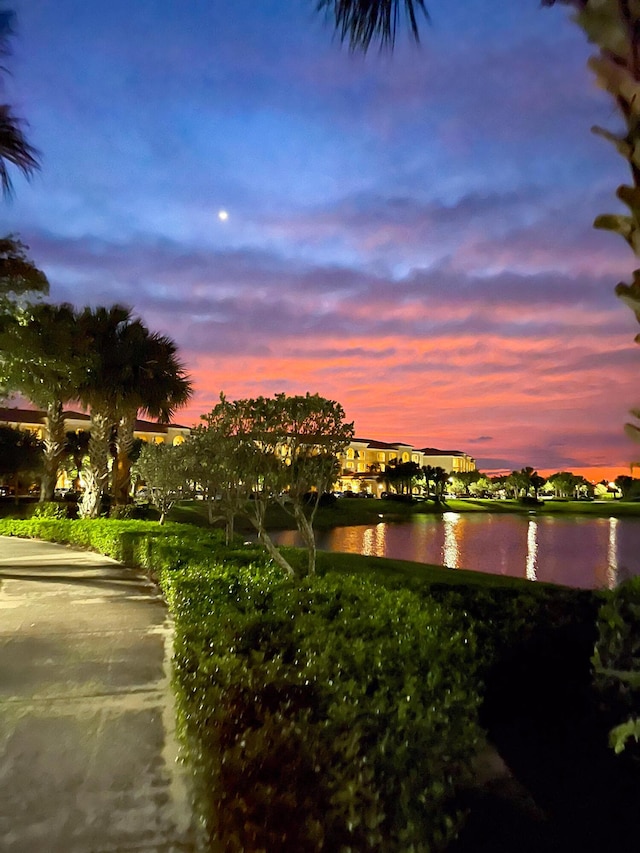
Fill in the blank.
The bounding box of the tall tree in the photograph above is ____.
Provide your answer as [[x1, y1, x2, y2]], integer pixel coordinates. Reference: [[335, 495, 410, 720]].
[[76, 305, 192, 515], [200, 392, 353, 577], [111, 323, 192, 506], [133, 441, 188, 524], [0, 301, 84, 500], [0, 8, 39, 197], [183, 418, 249, 544], [75, 305, 133, 517]]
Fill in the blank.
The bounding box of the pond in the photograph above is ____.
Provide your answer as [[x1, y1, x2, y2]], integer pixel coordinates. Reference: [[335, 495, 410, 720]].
[[271, 512, 640, 589]]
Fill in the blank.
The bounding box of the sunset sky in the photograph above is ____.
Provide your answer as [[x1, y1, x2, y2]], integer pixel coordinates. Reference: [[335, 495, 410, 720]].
[[3, 0, 640, 481]]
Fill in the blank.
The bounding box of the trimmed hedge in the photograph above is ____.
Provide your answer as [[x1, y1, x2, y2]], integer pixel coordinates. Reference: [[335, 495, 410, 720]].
[[166, 565, 480, 851]]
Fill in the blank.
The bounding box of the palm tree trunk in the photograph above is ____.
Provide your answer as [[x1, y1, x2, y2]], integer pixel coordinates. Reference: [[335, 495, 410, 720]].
[[40, 400, 64, 502], [78, 408, 111, 518], [114, 410, 136, 506]]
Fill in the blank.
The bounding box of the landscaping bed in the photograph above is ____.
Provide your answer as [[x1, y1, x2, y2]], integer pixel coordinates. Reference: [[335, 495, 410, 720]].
[[1, 517, 637, 851]]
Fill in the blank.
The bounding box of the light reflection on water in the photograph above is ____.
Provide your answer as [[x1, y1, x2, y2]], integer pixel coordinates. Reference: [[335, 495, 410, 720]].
[[526, 520, 538, 582], [272, 513, 640, 589], [607, 517, 618, 589], [442, 512, 460, 569]]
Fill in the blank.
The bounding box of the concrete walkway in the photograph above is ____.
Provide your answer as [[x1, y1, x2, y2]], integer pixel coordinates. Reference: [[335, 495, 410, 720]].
[[0, 536, 198, 853]]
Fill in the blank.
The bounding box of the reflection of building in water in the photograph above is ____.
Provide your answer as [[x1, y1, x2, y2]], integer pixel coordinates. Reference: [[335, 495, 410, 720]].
[[362, 523, 387, 557], [607, 516, 618, 589], [526, 520, 538, 581], [442, 512, 460, 569]]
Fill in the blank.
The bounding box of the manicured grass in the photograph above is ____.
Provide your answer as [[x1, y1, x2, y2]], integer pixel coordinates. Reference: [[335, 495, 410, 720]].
[[312, 549, 563, 592]]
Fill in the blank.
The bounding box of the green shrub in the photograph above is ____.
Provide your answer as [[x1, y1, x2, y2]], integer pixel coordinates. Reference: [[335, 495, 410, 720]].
[[165, 566, 481, 852], [32, 501, 67, 520], [593, 576, 640, 757]]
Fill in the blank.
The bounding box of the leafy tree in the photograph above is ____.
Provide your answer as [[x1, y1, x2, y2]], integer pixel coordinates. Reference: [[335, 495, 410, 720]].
[[0, 8, 39, 197], [449, 470, 480, 497], [183, 417, 250, 545], [201, 392, 353, 578], [0, 235, 48, 311], [0, 423, 42, 494], [0, 301, 86, 500], [546, 470, 584, 498], [468, 475, 492, 497], [316, 0, 428, 52], [614, 473, 640, 499], [504, 469, 529, 500], [133, 441, 188, 524]]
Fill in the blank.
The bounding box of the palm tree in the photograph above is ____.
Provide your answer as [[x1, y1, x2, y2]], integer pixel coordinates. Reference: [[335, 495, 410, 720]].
[[75, 305, 133, 517], [63, 429, 90, 492], [0, 301, 84, 500], [76, 305, 192, 516], [112, 325, 192, 506], [0, 9, 40, 197]]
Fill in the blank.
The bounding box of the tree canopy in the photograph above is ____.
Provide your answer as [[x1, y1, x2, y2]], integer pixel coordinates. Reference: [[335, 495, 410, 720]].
[[196, 392, 354, 577]]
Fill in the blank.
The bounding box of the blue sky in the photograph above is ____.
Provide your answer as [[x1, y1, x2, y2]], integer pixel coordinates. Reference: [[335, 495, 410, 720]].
[[2, 0, 639, 478]]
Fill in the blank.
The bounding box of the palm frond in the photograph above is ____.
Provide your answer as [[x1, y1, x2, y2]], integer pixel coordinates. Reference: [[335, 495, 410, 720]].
[[317, 0, 429, 51], [0, 104, 40, 197]]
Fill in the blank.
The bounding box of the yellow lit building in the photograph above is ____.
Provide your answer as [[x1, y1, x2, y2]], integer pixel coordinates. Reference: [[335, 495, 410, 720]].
[[1, 407, 476, 498], [337, 438, 476, 496], [0, 407, 191, 446]]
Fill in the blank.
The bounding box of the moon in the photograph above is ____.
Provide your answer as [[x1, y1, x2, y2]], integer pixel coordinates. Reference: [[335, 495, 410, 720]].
[[217, 209, 229, 221]]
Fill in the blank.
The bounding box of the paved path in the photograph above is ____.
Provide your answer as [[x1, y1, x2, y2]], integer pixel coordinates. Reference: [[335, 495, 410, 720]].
[[0, 536, 198, 853]]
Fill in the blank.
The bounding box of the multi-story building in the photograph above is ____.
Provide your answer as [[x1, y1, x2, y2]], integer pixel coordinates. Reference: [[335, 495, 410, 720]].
[[0, 407, 191, 446], [1, 408, 475, 498], [337, 438, 476, 496]]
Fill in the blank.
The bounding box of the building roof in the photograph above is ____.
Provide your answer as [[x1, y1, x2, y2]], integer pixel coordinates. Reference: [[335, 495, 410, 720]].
[[418, 447, 471, 457], [354, 437, 472, 458], [0, 407, 45, 425], [0, 407, 189, 434]]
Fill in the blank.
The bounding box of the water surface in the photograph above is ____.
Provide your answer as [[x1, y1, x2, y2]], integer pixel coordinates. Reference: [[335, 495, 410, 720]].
[[272, 513, 640, 589]]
